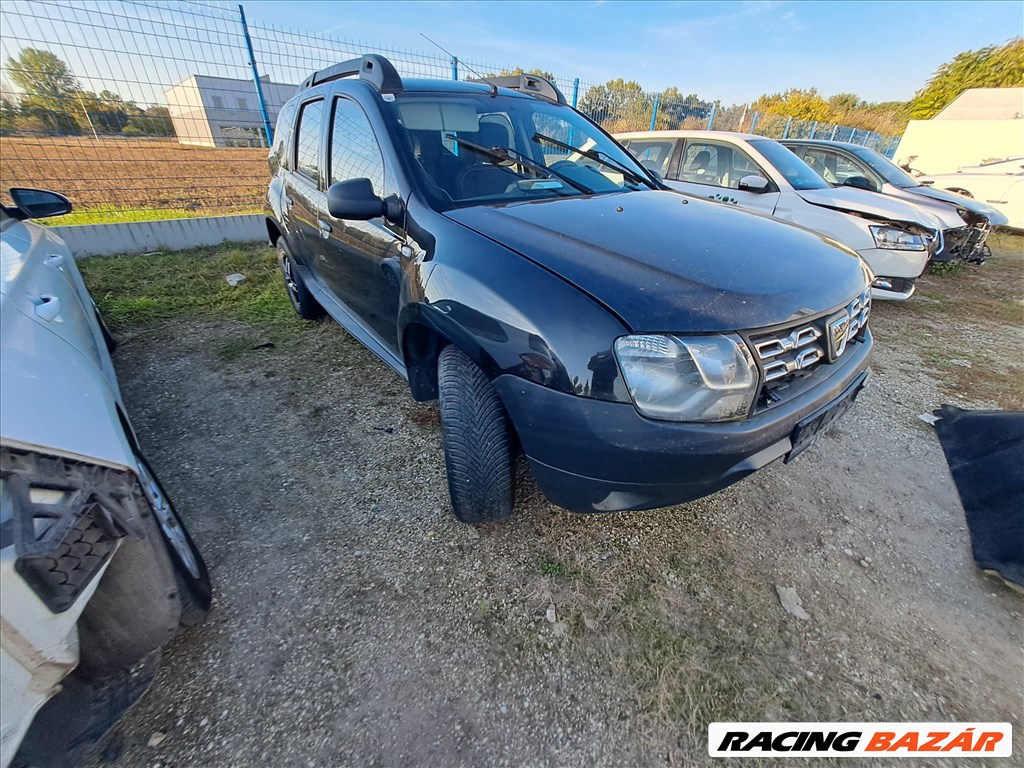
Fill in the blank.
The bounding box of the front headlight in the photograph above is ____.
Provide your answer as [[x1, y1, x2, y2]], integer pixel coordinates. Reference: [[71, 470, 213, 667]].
[[614, 334, 757, 422], [869, 225, 927, 251]]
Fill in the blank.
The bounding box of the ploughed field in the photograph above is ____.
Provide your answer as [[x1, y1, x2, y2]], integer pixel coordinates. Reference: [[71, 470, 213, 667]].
[[78, 236, 1023, 767], [0, 136, 266, 216]]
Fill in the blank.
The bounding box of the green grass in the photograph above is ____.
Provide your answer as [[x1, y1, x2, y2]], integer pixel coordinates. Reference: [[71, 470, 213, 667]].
[[43, 206, 260, 227], [78, 242, 304, 332]]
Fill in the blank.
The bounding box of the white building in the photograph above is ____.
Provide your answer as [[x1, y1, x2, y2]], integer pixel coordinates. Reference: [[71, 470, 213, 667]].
[[165, 74, 297, 147], [895, 87, 1024, 173]]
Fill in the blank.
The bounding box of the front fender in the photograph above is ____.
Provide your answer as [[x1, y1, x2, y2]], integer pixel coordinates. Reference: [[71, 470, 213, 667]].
[[400, 233, 630, 403]]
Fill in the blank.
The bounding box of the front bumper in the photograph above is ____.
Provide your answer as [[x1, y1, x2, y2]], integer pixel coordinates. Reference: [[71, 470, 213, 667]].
[[857, 246, 929, 281], [493, 333, 872, 513]]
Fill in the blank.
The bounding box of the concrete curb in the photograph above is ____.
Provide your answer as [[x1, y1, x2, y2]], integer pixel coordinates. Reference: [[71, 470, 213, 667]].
[[51, 214, 266, 258]]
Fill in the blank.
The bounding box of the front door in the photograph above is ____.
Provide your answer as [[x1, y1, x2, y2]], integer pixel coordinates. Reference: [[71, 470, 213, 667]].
[[318, 96, 404, 354], [666, 139, 780, 216]]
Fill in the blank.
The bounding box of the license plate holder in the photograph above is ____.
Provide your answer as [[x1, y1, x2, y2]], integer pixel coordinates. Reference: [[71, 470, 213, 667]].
[[785, 373, 869, 463]]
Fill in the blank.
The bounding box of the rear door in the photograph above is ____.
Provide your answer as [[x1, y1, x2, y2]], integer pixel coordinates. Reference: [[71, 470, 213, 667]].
[[285, 97, 327, 270], [665, 138, 780, 215]]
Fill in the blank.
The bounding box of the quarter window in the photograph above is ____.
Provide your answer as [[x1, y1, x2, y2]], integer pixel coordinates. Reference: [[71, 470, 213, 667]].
[[295, 100, 324, 182], [330, 98, 386, 193]]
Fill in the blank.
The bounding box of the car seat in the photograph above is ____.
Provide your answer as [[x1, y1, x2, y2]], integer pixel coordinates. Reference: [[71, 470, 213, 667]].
[[457, 122, 522, 198]]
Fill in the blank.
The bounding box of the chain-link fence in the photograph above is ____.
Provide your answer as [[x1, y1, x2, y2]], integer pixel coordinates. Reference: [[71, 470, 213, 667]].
[[0, 0, 901, 222]]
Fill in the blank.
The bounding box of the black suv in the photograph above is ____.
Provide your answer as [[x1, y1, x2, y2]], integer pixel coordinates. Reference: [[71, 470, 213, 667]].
[[265, 56, 873, 524]]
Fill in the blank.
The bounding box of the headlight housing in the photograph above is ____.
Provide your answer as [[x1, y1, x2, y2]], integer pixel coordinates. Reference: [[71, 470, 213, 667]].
[[869, 225, 927, 251], [614, 334, 757, 422]]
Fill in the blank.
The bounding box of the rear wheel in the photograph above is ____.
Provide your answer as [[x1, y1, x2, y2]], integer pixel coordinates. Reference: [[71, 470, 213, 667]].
[[277, 239, 324, 320], [135, 456, 211, 626], [437, 346, 515, 524]]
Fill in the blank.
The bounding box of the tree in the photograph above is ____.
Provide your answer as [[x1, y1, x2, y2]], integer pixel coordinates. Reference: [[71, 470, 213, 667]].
[[909, 37, 1024, 119], [5, 47, 81, 133], [484, 66, 558, 83], [751, 88, 833, 122], [123, 105, 175, 136], [657, 86, 711, 129], [578, 78, 654, 132]]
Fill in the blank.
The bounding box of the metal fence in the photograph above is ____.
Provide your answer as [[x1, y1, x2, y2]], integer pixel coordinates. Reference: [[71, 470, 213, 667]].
[[0, 0, 900, 220]]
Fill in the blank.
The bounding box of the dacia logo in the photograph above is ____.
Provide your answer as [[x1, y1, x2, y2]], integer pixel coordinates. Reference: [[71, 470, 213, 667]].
[[826, 311, 851, 363]]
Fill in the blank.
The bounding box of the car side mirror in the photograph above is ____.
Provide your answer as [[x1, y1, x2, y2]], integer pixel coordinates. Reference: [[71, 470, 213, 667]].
[[9, 188, 72, 219], [737, 175, 770, 193], [842, 175, 879, 193], [327, 178, 385, 220]]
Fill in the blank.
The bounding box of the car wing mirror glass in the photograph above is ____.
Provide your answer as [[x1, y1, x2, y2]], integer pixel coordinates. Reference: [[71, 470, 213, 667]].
[[9, 188, 72, 219], [737, 175, 770, 193], [842, 175, 879, 193]]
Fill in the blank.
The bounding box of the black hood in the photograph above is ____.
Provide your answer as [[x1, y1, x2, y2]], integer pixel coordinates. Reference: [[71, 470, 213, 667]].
[[446, 191, 867, 332]]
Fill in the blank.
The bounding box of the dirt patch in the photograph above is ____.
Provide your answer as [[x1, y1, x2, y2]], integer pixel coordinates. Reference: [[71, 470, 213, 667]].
[[0, 135, 265, 214], [82, 238, 1022, 767]]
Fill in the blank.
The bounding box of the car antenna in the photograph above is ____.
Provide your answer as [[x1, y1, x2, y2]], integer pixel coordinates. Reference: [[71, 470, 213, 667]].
[[419, 34, 498, 97]]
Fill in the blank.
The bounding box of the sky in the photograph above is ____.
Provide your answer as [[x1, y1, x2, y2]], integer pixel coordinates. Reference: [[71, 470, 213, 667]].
[[239, 0, 1024, 104]]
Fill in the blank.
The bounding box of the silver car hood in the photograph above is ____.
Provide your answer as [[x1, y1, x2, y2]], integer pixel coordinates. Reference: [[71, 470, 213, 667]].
[[795, 187, 943, 230]]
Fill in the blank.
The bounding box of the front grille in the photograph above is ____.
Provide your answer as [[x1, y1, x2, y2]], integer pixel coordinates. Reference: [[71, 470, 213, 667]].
[[749, 289, 870, 395]]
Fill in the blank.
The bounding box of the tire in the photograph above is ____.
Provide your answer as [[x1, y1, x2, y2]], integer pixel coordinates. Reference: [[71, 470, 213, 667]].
[[277, 239, 324, 320], [437, 345, 515, 524], [135, 455, 212, 626]]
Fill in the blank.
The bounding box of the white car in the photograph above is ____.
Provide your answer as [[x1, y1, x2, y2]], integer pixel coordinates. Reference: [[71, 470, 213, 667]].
[[616, 130, 945, 300], [781, 140, 1007, 263], [1, 189, 211, 767], [918, 158, 1024, 230]]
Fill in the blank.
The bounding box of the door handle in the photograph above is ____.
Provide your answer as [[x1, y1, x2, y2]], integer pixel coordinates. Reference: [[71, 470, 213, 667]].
[[284, 195, 294, 207], [34, 295, 61, 322], [317, 220, 332, 239], [46, 253, 65, 267]]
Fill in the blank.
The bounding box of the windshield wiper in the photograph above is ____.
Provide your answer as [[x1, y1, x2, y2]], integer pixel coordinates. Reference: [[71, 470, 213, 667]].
[[531, 132, 657, 189], [445, 134, 594, 195]]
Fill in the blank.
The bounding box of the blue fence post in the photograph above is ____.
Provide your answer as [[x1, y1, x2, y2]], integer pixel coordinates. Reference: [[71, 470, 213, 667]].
[[706, 104, 717, 131], [849, 128, 857, 144], [782, 116, 792, 139], [649, 93, 660, 131], [238, 4, 273, 147], [750, 112, 759, 134], [809, 121, 818, 139], [829, 125, 838, 141], [571, 78, 579, 109], [451, 56, 458, 80]]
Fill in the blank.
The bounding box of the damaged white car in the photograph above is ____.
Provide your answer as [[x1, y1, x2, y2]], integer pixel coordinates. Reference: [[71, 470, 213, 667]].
[[0, 188, 211, 768], [617, 131, 945, 300]]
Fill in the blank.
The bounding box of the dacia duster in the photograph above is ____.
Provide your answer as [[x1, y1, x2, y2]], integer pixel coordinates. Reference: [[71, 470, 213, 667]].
[[265, 56, 873, 524]]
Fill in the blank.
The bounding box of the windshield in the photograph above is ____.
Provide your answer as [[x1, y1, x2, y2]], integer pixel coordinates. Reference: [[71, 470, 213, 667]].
[[749, 140, 831, 191], [848, 146, 920, 189], [384, 92, 653, 207]]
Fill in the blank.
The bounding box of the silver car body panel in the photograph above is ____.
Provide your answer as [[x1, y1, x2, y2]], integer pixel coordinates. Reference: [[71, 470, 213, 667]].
[[0, 208, 136, 767]]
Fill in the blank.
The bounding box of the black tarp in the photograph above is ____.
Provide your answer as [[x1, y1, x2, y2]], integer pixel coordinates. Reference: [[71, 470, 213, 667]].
[[933, 405, 1024, 587]]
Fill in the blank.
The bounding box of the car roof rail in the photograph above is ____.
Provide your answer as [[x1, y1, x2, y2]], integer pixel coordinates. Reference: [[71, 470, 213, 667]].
[[468, 74, 567, 105], [301, 54, 403, 92]]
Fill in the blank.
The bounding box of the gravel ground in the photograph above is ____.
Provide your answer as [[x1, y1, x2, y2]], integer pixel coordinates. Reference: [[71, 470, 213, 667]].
[[84, 238, 1022, 768]]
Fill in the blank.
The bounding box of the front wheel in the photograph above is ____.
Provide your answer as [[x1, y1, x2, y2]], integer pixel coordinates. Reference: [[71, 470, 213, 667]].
[[135, 455, 212, 626], [437, 346, 515, 524]]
